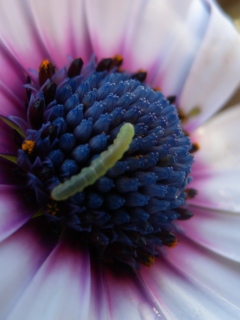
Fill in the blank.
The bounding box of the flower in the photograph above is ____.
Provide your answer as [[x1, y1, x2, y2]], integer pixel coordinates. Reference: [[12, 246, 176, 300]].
[[0, 0, 240, 319]]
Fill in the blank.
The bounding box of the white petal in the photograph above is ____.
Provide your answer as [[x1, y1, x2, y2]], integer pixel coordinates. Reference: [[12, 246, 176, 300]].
[[192, 106, 240, 171], [0, 0, 90, 70], [177, 206, 240, 262], [0, 224, 54, 320], [85, 0, 140, 59], [0, 0, 50, 70], [141, 247, 240, 319], [179, 1, 240, 131], [166, 236, 240, 311], [7, 240, 91, 320], [86, 0, 210, 91], [26, 0, 92, 67], [189, 106, 240, 212]]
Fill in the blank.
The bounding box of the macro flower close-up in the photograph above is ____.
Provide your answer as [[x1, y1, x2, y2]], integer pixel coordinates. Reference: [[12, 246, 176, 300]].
[[0, 0, 240, 319]]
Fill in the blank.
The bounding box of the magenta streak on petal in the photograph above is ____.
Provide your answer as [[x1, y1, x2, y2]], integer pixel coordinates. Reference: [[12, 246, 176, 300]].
[[0, 81, 24, 117], [0, 40, 27, 94], [0, 160, 19, 185], [0, 185, 38, 242], [104, 266, 166, 320], [0, 222, 56, 320], [6, 240, 91, 320], [0, 1, 51, 70], [0, 119, 18, 154]]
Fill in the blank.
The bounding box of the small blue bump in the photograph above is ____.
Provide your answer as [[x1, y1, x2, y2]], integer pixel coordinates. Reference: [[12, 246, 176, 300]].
[[146, 198, 170, 213], [70, 192, 85, 205], [105, 194, 125, 210], [141, 184, 166, 198], [66, 105, 83, 129], [139, 133, 158, 152], [82, 88, 97, 108], [67, 76, 83, 91], [48, 149, 65, 167], [115, 177, 139, 192], [75, 81, 91, 100], [133, 123, 148, 136], [111, 210, 130, 225], [147, 90, 165, 103], [92, 211, 111, 227], [89, 133, 109, 153], [102, 93, 119, 113], [137, 113, 157, 126], [84, 101, 104, 121], [60, 159, 79, 177], [150, 117, 167, 130], [93, 113, 112, 134], [96, 176, 114, 193], [107, 161, 127, 177], [130, 208, 149, 222], [113, 80, 125, 96], [125, 192, 149, 207], [87, 192, 103, 209], [132, 86, 148, 99], [109, 107, 125, 128], [74, 118, 93, 142], [85, 73, 98, 89], [164, 124, 181, 136], [47, 104, 65, 122], [97, 82, 115, 100], [152, 167, 173, 181], [160, 135, 178, 146], [168, 197, 185, 209], [56, 85, 73, 104], [123, 106, 142, 122], [146, 101, 164, 116], [133, 172, 157, 186], [128, 79, 141, 92], [59, 133, 76, 153], [125, 156, 143, 171], [116, 92, 135, 109], [128, 137, 143, 154], [52, 117, 68, 135], [164, 186, 179, 200], [72, 144, 90, 164], [152, 145, 168, 158], [148, 126, 164, 141], [139, 152, 159, 169], [64, 94, 80, 113]]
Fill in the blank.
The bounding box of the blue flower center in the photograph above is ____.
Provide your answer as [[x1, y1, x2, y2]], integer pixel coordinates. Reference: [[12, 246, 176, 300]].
[[15, 56, 194, 269]]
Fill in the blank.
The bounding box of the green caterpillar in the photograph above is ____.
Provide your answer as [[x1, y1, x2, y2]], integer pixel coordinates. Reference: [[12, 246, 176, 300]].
[[51, 123, 135, 201]]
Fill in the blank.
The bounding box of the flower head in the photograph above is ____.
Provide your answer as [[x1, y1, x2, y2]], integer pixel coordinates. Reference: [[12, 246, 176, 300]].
[[0, 0, 240, 319]]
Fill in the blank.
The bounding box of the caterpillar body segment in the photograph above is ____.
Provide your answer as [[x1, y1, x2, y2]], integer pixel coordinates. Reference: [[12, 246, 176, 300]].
[[51, 123, 135, 201]]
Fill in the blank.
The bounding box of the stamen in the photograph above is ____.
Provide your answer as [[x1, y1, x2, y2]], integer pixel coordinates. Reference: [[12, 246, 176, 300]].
[[21, 140, 35, 154], [67, 57, 83, 78], [28, 99, 45, 129], [38, 59, 55, 86], [185, 188, 198, 199], [190, 142, 200, 153], [131, 70, 147, 82]]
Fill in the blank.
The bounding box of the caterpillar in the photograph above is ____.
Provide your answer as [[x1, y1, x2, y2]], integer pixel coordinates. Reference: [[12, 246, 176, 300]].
[[51, 122, 135, 201]]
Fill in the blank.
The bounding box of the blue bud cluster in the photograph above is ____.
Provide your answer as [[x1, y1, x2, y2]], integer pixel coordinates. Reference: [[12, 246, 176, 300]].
[[17, 57, 193, 268]]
